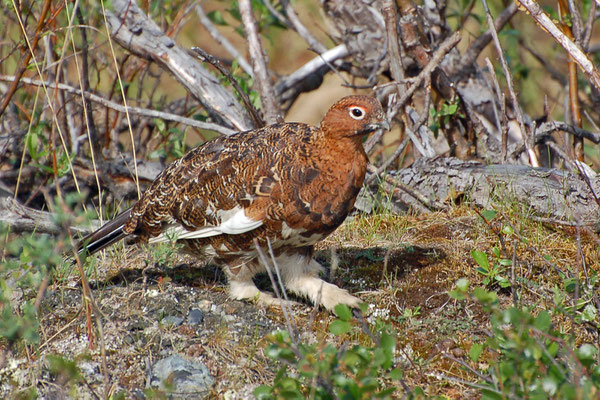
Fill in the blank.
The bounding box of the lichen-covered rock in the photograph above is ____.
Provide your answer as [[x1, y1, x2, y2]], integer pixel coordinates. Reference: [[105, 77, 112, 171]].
[[151, 354, 215, 399]]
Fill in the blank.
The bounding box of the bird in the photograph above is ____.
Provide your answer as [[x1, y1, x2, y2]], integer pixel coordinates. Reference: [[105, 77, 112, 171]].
[[79, 95, 389, 311]]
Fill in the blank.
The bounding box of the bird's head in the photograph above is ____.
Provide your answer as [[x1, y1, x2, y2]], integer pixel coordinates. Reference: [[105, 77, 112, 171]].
[[320, 95, 390, 140]]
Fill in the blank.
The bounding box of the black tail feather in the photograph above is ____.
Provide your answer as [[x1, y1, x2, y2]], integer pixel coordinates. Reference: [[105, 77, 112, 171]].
[[78, 208, 132, 257]]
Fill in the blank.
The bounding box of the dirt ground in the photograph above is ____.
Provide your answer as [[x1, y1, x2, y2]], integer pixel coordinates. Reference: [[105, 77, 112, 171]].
[[1, 207, 594, 399]]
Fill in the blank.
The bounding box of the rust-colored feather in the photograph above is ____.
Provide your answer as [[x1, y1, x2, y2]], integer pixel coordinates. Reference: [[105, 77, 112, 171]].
[[79, 95, 388, 311]]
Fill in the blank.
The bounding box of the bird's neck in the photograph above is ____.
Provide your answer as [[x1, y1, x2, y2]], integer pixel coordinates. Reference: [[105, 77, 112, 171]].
[[318, 134, 368, 184], [322, 132, 367, 156]]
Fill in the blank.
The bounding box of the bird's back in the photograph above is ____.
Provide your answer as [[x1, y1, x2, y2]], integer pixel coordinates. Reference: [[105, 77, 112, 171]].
[[119, 119, 367, 259]]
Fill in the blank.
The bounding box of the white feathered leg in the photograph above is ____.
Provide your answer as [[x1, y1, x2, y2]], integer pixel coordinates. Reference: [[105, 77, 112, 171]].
[[276, 252, 361, 311], [226, 260, 297, 308]]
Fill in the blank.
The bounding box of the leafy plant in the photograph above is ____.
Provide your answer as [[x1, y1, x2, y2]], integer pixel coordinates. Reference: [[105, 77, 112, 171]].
[[451, 280, 600, 399], [471, 248, 511, 288], [429, 98, 463, 137], [149, 119, 187, 161], [0, 193, 88, 345], [254, 304, 407, 399]]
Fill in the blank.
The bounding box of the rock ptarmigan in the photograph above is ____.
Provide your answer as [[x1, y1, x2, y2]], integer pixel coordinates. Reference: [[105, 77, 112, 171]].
[[79, 95, 389, 310]]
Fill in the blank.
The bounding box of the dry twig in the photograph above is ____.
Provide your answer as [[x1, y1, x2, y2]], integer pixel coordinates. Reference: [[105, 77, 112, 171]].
[[0, 75, 236, 135], [194, 4, 254, 77], [516, 0, 600, 91], [280, 0, 328, 54], [238, 0, 282, 124], [482, 0, 540, 167]]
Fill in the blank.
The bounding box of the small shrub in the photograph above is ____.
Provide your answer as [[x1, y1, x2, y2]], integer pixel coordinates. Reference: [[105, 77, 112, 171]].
[[254, 304, 408, 399], [451, 280, 600, 399]]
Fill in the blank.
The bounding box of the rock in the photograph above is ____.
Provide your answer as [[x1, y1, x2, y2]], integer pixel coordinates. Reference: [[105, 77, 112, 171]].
[[188, 309, 204, 325], [161, 316, 184, 326], [151, 354, 215, 399]]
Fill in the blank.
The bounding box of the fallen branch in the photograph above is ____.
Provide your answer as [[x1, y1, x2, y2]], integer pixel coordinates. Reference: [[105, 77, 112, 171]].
[[364, 157, 600, 230], [0, 197, 99, 235], [366, 164, 447, 212]]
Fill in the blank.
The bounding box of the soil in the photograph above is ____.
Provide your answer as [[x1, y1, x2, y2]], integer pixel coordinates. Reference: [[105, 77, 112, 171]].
[[0, 210, 577, 399]]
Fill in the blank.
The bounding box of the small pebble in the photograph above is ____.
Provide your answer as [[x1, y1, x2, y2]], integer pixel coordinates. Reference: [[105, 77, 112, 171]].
[[224, 315, 235, 323], [161, 316, 184, 326], [151, 354, 215, 397], [188, 309, 204, 325]]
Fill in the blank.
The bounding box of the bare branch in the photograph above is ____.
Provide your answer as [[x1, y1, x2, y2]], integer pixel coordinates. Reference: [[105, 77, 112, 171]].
[[106, 0, 254, 131], [377, 31, 462, 121], [274, 44, 349, 104], [482, 0, 540, 167], [0, 75, 236, 136], [383, 0, 405, 83], [238, 0, 282, 124], [537, 121, 600, 144], [0, 0, 52, 117], [484, 57, 509, 162], [457, 2, 518, 75], [516, 0, 600, 92], [280, 0, 328, 54], [194, 4, 254, 77], [191, 48, 264, 129]]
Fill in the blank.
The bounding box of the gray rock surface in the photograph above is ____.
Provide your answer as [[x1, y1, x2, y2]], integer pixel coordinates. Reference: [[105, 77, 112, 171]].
[[151, 354, 215, 399]]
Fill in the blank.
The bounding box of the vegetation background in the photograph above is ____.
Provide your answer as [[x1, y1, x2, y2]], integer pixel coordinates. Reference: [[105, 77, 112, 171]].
[[1, 0, 600, 398]]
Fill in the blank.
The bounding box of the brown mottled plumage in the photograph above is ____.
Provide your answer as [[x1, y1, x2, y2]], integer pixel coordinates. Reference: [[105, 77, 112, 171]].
[[79, 95, 389, 310]]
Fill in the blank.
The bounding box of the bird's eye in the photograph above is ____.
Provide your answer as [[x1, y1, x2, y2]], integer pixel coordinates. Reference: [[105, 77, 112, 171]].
[[349, 106, 366, 120]]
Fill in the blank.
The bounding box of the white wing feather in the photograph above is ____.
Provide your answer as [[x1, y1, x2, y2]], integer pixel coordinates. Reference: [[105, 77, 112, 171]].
[[149, 207, 262, 244]]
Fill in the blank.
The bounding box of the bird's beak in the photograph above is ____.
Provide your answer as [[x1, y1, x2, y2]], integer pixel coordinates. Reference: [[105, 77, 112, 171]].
[[378, 120, 391, 131], [365, 120, 391, 132]]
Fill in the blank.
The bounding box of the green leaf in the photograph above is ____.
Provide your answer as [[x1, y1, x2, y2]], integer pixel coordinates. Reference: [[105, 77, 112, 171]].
[[253, 385, 273, 399], [47, 354, 81, 383], [577, 343, 597, 362], [470, 343, 484, 362], [358, 302, 369, 314], [334, 304, 352, 321], [389, 368, 403, 380], [448, 289, 467, 300], [473, 287, 498, 305], [154, 118, 166, 134], [329, 320, 351, 335], [449, 278, 469, 300], [501, 224, 514, 235], [582, 304, 597, 322], [534, 310, 551, 332], [207, 10, 227, 25], [471, 250, 489, 270], [492, 246, 500, 258], [481, 209, 497, 221], [542, 376, 559, 395], [495, 276, 511, 288], [456, 278, 469, 292]]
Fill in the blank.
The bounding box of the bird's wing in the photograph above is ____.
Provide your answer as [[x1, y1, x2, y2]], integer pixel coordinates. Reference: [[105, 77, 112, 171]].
[[148, 207, 263, 243], [124, 125, 307, 241]]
